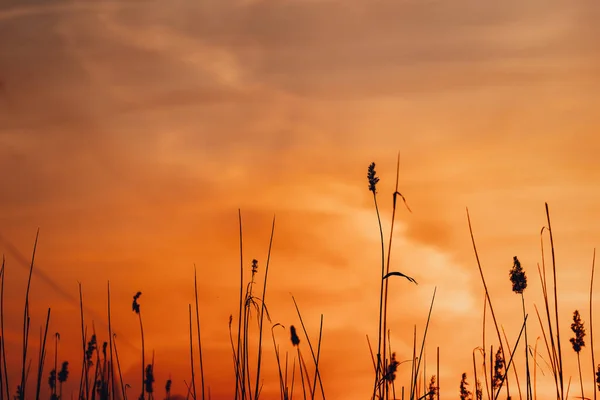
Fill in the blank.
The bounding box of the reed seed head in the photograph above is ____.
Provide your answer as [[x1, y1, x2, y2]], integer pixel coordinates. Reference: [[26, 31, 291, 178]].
[[86, 335, 97, 366], [383, 352, 399, 382], [570, 309, 586, 353], [596, 364, 600, 390], [251, 259, 258, 279], [427, 375, 437, 400], [459, 373, 471, 400], [290, 325, 300, 346], [509, 256, 527, 294], [367, 162, 379, 193], [48, 369, 56, 390], [58, 361, 69, 383], [492, 349, 505, 389], [144, 364, 155, 394], [132, 291, 142, 314]]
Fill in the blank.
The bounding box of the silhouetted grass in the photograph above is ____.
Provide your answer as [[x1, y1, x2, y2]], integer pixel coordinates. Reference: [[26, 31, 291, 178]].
[[1, 159, 600, 400]]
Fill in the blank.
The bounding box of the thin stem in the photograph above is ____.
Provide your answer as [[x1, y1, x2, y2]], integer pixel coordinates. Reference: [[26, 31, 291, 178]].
[[522, 293, 531, 400], [577, 352, 584, 400], [590, 249, 597, 400], [194, 266, 206, 400], [545, 203, 564, 400], [254, 216, 276, 400], [20, 229, 39, 400], [34, 308, 51, 400], [0, 257, 9, 400], [466, 210, 506, 390], [108, 282, 116, 400], [189, 305, 197, 400], [372, 192, 385, 400], [235, 209, 244, 400]]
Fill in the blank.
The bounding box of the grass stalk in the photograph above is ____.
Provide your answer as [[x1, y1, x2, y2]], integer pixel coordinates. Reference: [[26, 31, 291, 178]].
[[410, 288, 437, 400], [545, 203, 564, 400], [436, 347, 439, 400], [501, 326, 521, 400], [493, 315, 528, 400], [382, 153, 409, 400], [0, 256, 9, 400], [108, 282, 115, 400], [466, 210, 506, 394], [113, 334, 126, 400], [188, 304, 197, 400], [254, 216, 276, 400], [193, 266, 206, 400], [590, 248, 597, 400], [78, 284, 89, 400], [20, 229, 39, 400], [366, 162, 386, 400], [34, 308, 50, 400], [310, 315, 323, 400], [235, 209, 244, 400], [291, 296, 325, 399]]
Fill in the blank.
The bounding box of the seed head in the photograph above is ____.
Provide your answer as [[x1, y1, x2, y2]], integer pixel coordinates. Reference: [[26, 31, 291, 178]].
[[367, 162, 380, 193], [48, 369, 56, 390], [570, 309, 586, 353], [58, 361, 69, 383], [251, 259, 258, 277], [509, 256, 527, 294], [144, 364, 155, 394], [383, 352, 400, 382], [492, 349, 505, 389], [290, 325, 300, 346], [132, 291, 142, 314]]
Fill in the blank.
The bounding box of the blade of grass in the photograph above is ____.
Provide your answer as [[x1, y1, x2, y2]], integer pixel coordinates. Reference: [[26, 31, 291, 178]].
[[34, 308, 50, 400], [254, 215, 276, 400], [189, 304, 197, 400], [493, 315, 528, 400], [235, 209, 244, 400], [545, 203, 564, 400], [193, 265, 206, 400], [291, 296, 325, 399], [411, 288, 437, 400], [20, 229, 39, 400], [0, 256, 9, 400], [590, 249, 596, 400], [466, 209, 506, 390], [108, 282, 116, 400]]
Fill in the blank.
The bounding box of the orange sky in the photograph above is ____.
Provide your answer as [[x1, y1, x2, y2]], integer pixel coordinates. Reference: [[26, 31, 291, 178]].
[[1, 0, 600, 399]]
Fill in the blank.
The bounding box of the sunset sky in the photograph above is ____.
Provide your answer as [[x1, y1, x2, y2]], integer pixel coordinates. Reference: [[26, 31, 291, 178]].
[[1, 0, 600, 399]]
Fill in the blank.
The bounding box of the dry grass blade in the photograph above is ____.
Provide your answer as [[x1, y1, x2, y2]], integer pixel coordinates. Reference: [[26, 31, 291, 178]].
[[0, 255, 9, 400], [311, 315, 323, 400], [20, 229, 39, 400], [410, 287, 436, 400], [501, 326, 522, 400], [254, 215, 276, 400], [466, 209, 506, 392], [193, 265, 206, 400], [590, 248, 597, 400], [189, 304, 197, 400], [235, 209, 244, 400], [383, 271, 418, 285], [545, 203, 564, 400], [34, 308, 51, 400], [493, 315, 528, 400], [108, 282, 116, 400], [291, 296, 325, 399], [366, 335, 376, 373]]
